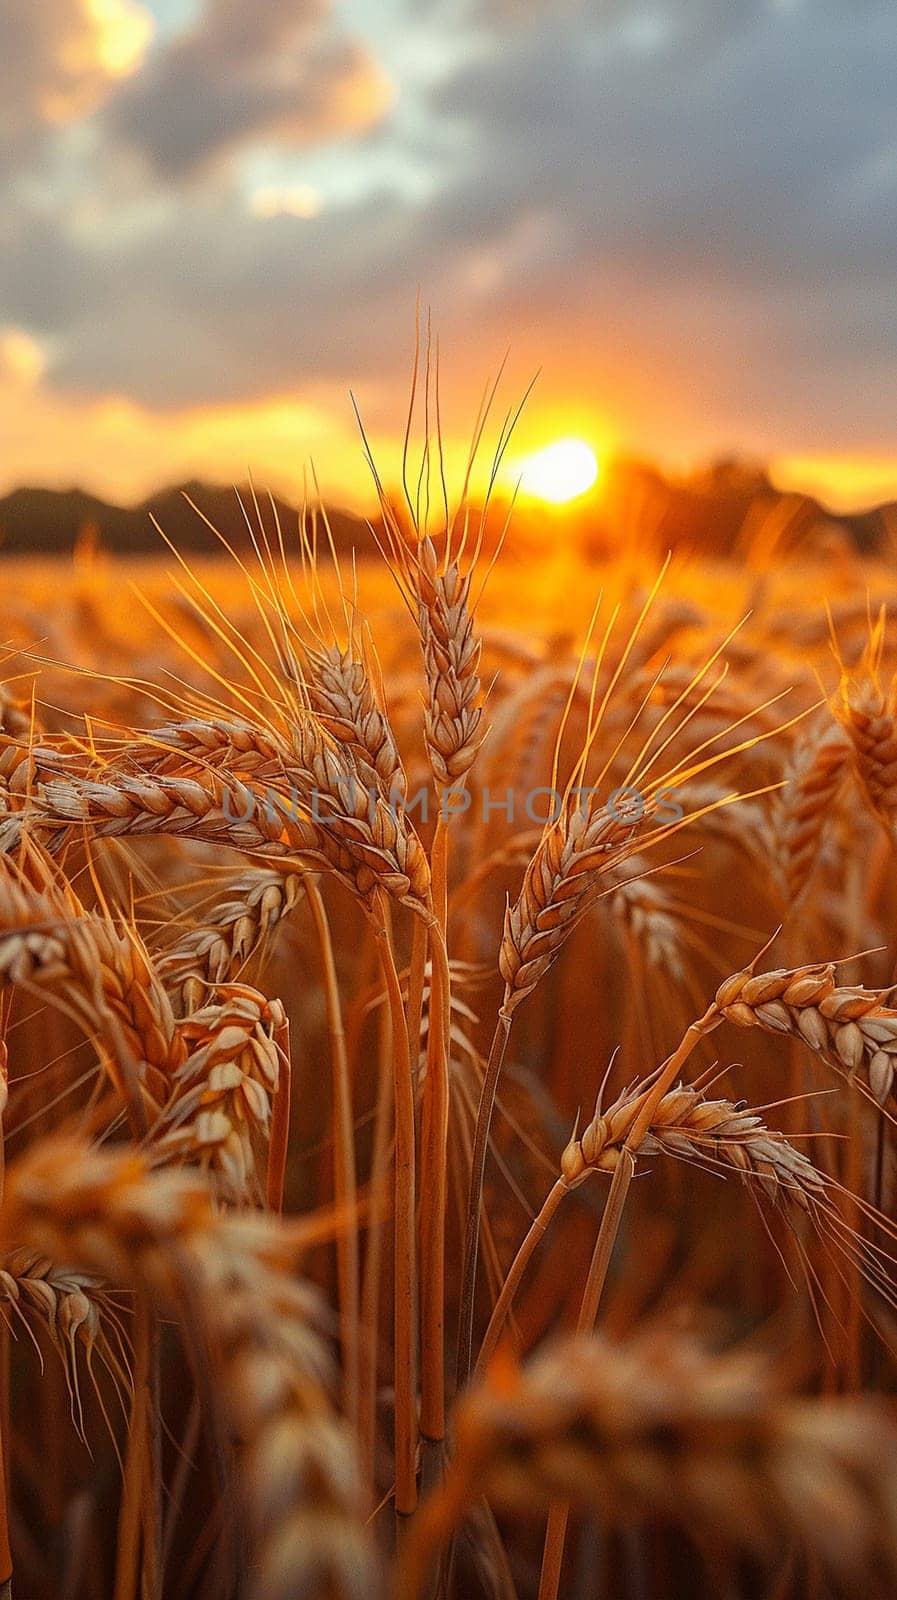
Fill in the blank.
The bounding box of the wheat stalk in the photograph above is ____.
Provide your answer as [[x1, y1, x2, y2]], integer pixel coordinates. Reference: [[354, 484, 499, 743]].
[[456, 793, 653, 1385], [368, 466, 494, 1452], [0, 1138, 377, 1600], [368, 491, 493, 1450], [403, 1328, 897, 1600]]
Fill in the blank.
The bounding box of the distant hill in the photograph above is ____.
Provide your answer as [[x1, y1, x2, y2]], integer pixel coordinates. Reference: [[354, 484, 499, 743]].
[[0, 481, 373, 558], [0, 465, 893, 560], [570, 458, 895, 562]]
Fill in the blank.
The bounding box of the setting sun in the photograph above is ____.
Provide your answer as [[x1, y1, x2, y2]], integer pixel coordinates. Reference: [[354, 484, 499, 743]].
[[518, 437, 600, 504]]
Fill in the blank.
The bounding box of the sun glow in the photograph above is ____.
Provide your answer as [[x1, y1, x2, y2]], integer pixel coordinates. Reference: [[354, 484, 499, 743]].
[[518, 437, 600, 504], [250, 184, 322, 220]]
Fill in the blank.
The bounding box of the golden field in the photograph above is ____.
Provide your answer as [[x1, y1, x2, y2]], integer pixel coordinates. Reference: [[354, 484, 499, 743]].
[[1, 501, 897, 1600]]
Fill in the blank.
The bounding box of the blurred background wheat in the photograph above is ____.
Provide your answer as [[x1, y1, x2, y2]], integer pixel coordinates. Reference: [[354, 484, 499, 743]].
[[2, 417, 897, 1597]]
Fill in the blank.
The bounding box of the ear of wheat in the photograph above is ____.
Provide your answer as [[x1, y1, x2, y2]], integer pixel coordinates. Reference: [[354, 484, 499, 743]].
[[0, 1250, 130, 1440], [0, 1137, 377, 1600], [714, 960, 897, 1105], [403, 1328, 897, 1600], [151, 985, 286, 1204], [33, 762, 430, 909], [159, 867, 306, 1013], [775, 713, 850, 904], [477, 1064, 859, 1384], [561, 1077, 829, 1214], [0, 856, 184, 1120], [836, 618, 897, 832], [413, 535, 485, 791], [499, 794, 655, 1012]]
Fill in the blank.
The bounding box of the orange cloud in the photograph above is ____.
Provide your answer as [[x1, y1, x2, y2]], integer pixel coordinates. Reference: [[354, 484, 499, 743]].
[[0, 327, 45, 386], [0, 343, 377, 506], [771, 455, 897, 514], [2, 333, 896, 519], [55, 0, 152, 85], [1, 0, 153, 135]]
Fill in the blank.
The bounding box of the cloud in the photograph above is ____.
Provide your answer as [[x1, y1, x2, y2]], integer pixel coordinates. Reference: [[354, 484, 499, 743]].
[[0, 0, 152, 144], [0, 334, 368, 503], [0, 326, 45, 386], [1, 0, 896, 488], [103, 0, 392, 176]]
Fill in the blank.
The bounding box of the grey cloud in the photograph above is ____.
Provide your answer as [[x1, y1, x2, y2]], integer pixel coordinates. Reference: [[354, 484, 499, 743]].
[[0, 0, 148, 161], [414, 0, 897, 357], [104, 0, 389, 175], [1, 0, 895, 459], [16, 190, 434, 404], [0, 220, 67, 331]]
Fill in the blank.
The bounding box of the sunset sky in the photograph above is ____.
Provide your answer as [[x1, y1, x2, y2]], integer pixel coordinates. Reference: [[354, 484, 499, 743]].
[[2, 0, 896, 511]]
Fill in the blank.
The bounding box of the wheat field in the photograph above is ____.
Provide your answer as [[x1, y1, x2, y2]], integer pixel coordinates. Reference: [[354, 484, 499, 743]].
[[2, 434, 897, 1600]]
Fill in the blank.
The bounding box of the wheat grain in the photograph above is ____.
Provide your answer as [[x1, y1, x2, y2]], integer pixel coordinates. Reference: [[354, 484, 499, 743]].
[[775, 714, 850, 903], [159, 867, 305, 1013], [714, 960, 897, 1105], [499, 795, 654, 1012], [560, 1078, 828, 1213], [836, 624, 897, 832], [150, 985, 286, 1202]]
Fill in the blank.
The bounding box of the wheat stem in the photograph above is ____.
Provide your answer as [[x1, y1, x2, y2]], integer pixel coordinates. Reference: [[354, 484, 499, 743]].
[[456, 1008, 512, 1390], [537, 1151, 635, 1600], [307, 879, 360, 1435], [113, 1291, 152, 1600], [373, 899, 418, 1517], [359, 954, 395, 1497], [476, 1178, 569, 1377], [419, 819, 451, 1450], [264, 1012, 291, 1213], [419, 931, 450, 1447]]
